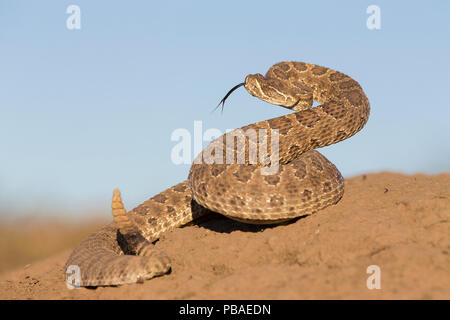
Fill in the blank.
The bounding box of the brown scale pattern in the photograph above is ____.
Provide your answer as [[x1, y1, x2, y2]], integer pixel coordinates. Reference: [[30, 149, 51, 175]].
[[64, 61, 369, 286]]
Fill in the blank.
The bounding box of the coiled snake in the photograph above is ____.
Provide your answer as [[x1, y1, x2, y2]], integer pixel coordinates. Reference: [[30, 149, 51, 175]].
[[64, 61, 370, 286]]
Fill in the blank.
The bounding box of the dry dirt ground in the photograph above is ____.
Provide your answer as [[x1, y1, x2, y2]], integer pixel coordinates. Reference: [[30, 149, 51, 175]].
[[0, 172, 449, 299]]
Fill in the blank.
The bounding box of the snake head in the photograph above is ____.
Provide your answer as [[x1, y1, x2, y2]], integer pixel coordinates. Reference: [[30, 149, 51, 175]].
[[216, 73, 313, 113], [244, 73, 313, 110]]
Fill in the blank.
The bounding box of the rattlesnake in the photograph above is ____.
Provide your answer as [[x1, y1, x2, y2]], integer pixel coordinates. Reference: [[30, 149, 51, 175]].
[[64, 61, 370, 287]]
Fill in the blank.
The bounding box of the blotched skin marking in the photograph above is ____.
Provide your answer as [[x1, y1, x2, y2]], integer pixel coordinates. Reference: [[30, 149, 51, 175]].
[[211, 165, 226, 177], [311, 65, 328, 76], [173, 184, 187, 192], [329, 71, 347, 82], [321, 102, 347, 119], [323, 181, 332, 193], [339, 79, 359, 90], [344, 90, 365, 106], [278, 63, 291, 72], [293, 160, 307, 179], [232, 166, 254, 183], [65, 61, 370, 287], [310, 158, 324, 172], [264, 175, 280, 186], [273, 68, 290, 80], [277, 117, 293, 135], [302, 189, 313, 202], [295, 109, 321, 128], [152, 193, 167, 204], [292, 62, 308, 72]]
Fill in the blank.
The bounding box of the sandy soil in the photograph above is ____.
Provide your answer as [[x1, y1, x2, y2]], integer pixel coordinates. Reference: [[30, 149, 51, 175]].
[[0, 172, 449, 299], [0, 218, 106, 274]]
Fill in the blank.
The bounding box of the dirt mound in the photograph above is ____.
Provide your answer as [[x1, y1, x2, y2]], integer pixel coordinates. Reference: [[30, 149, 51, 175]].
[[1, 172, 449, 299]]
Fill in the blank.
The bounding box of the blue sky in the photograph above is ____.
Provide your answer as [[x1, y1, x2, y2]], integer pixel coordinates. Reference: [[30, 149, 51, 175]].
[[1, 1, 449, 219]]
